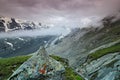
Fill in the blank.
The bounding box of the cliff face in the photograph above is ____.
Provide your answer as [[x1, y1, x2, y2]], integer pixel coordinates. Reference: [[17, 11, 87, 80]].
[[47, 17, 120, 80], [8, 47, 65, 80]]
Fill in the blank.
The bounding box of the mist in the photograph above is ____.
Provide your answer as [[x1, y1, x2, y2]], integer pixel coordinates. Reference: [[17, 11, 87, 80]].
[[0, 27, 71, 38]]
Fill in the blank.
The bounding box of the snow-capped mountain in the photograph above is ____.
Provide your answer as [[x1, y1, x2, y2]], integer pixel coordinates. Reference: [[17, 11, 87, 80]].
[[0, 16, 50, 32], [0, 16, 59, 58]]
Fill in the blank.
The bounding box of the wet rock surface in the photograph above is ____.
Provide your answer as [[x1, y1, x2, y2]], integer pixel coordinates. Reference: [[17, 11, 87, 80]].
[[8, 47, 65, 80]]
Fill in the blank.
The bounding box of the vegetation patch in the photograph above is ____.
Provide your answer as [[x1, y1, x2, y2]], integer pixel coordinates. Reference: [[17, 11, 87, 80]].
[[87, 42, 120, 62], [49, 54, 69, 66], [50, 54, 84, 80], [0, 55, 31, 80]]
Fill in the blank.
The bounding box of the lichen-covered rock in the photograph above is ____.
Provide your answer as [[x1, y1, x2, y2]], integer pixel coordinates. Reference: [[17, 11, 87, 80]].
[[8, 47, 65, 80]]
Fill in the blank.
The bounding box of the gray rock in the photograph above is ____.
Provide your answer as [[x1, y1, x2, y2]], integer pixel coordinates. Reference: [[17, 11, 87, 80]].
[[8, 47, 65, 80], [77, 52, 120, 80]]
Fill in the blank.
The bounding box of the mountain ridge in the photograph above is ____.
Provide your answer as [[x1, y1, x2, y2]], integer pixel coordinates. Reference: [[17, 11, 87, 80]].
[[0, 16, 50, 32]]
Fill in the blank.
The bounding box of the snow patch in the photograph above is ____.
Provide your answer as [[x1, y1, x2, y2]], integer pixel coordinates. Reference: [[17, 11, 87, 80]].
[[17, 37, 24, 41], [5, 41, 13, 48]]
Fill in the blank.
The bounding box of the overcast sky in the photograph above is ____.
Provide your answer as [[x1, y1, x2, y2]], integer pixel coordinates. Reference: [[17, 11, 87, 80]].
[[0, 0, 120, 27]]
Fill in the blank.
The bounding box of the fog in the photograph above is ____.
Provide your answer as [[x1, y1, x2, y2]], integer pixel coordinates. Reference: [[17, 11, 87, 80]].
[[0, 0, 120, 38], [0, 27, 71, 38]]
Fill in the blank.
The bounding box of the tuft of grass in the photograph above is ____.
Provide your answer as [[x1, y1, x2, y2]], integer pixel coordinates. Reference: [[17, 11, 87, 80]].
[[49, 54, 69, 66], [0, 55, 31, 80], [65, 67, 83, 80], [50, 54, 84, 80], [87, 42, 120, 62]]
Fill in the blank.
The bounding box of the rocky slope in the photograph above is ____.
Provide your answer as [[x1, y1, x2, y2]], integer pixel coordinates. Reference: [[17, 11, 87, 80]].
[[47, 16, 120, 80], [8, 47, 65, 80], [76, 41, 120, 80]]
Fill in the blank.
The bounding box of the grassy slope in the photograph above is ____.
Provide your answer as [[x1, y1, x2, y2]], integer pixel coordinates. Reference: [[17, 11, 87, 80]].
[[50, 54, 84, 80], [0, 56, 31, 80], [87, 42, 120, 62], [0, 54, 84, 80]]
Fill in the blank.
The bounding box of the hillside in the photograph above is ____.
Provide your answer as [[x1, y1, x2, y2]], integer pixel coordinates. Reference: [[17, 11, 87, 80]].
[[47, 16, 120, 80], [0, 36, 56, 58]]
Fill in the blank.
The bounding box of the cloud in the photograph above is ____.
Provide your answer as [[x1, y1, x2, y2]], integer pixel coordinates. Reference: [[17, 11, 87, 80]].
[[0, 0, 120, 27], [0, 27, 70, 38]]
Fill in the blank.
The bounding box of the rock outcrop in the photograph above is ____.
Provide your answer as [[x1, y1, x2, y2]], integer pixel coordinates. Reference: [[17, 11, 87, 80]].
[[8, 47, 65, 80], [76, 52, 120, 80]]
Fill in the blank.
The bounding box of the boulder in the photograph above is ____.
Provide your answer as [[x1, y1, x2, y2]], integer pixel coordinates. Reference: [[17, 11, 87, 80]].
[[8, 47, 65, 80]]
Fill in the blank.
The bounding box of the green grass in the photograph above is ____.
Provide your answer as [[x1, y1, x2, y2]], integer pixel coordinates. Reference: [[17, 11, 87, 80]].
[[49, 54, 69, 66], [65, 67, 84, 80], [87, 42, 120, 62], [50, 54, 84, 80], [0, 55, 31, 80]]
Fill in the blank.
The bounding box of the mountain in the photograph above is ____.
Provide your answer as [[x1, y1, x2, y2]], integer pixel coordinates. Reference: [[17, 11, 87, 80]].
[[46, 16, 120, 80], [0, 16, 49, 32], [0, 16, 57, 58], [2, 15, 120, 80]]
